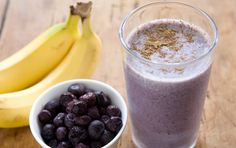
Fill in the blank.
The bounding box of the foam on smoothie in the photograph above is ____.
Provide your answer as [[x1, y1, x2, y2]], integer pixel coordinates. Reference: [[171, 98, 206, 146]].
[[126, 19, 212, 81]]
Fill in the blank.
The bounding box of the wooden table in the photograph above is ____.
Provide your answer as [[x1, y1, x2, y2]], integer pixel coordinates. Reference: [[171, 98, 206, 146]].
[[0, 0, 235, 147]]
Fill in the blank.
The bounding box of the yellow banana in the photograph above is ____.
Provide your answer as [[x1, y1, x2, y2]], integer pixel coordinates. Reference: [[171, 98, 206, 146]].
[[0, 6, 81, 93], [0, 106, 30, 128], [0, 2, 101, 128]]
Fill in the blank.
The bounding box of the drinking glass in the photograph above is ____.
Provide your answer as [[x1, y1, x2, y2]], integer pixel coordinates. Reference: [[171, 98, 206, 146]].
[[119, 2, 218, 148]]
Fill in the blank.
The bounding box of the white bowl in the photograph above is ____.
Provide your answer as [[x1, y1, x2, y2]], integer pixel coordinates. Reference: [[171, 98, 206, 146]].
[[29, 79, 128, 148]]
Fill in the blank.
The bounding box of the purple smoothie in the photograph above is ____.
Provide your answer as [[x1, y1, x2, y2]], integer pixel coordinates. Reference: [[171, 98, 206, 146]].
[[124, 19, 212, 148]]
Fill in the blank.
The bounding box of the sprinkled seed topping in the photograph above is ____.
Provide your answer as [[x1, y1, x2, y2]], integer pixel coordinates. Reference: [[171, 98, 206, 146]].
[[129, 20, 200, 62]]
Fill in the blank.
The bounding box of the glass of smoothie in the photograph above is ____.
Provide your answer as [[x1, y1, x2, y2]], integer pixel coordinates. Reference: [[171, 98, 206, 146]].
[[119, 2, 218, 148]]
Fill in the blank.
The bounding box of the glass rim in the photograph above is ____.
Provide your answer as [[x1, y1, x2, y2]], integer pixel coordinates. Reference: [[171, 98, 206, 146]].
[[119, 1, 219, 66]]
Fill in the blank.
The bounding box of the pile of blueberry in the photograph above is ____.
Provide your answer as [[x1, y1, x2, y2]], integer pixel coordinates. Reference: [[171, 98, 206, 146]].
[[38, 83, 123, 148]]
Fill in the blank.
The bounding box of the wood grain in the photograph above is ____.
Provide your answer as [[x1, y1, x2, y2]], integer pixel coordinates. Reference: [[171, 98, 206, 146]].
[[0, 0, 8, 39], [0, 0, 235, 147]]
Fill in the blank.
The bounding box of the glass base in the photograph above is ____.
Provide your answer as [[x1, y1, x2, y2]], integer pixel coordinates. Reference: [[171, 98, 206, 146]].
[[132, 134, 197, 148]]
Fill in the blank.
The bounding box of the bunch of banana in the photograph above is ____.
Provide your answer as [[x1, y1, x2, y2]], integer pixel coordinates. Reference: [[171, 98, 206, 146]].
[[0, 6, 80, 93], [0, 2, 101, 128]]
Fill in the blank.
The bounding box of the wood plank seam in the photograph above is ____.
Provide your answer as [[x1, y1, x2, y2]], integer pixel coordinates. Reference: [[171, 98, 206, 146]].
[[0, 0, 10, 40]]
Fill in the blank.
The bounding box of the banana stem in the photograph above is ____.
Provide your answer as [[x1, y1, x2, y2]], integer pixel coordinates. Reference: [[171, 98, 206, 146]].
[[82, 16, 93, 38], [65, 5, 83, 31], [65, 15, 80, 29], [75, 1, 93, 38]]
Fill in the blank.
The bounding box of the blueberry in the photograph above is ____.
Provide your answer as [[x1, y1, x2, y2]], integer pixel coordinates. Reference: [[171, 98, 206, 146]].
[[75, 101, 88, 115], [79, 92, 96, 107], [38, 109, 52, 124], [60, 92, 77, 108], [98, 107, 106, 115], [68, 83, 86, 98], [88, 120, 105, 140], [53, 113, 66, 127], [105, 117, 123, 133], [64, 113, 75, 128], [75, 143, 89, 148], [66, 100, 88, 115], [41, 124, 55, 141], [75, 115, 92, 126], [95, 91, 111, 107], [106, 105, 121, 117], [44, 99, 60, 115], [100, 130, 115, 145], [65, 100, 75, 113], [57, 141, 71, 148], [88, 106, 100, 119], [69, 126, 88, 145], [56, 127, 67, 141], [101, 115, 110, 124], [90, 141, 102, 148], [47, 139, 58, 148], [85, 88, 94, 93]]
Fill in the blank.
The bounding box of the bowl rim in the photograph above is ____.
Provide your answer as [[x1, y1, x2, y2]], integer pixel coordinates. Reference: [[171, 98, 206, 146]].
[[29, 79, 128, 148]]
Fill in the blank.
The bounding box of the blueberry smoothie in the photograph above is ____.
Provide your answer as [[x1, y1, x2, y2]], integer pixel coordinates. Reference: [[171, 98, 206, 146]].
[[124, 19, 212, 148]]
